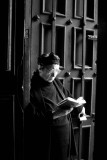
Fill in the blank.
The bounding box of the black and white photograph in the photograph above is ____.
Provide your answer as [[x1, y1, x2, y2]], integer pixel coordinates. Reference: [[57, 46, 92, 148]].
[[0, 0, 106, 160]]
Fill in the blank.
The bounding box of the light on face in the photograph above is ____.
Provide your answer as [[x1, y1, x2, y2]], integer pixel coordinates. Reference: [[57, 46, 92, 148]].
[[46, 64, 61, 75], [40, 64, 61, 82]]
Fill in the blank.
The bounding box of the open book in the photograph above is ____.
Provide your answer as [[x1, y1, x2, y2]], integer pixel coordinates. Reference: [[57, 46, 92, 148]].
[[56, 97, 86, 110]]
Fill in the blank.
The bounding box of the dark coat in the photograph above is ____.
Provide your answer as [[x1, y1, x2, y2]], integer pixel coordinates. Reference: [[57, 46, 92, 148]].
[[24, 71, 80, 160]]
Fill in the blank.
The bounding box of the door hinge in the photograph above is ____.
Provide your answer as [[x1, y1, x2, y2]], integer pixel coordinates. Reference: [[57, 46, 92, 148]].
[[24, 29, 29, 39]]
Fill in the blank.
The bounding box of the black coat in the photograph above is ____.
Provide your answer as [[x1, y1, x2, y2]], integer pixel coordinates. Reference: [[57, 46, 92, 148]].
[[24, 71, 80, 160]]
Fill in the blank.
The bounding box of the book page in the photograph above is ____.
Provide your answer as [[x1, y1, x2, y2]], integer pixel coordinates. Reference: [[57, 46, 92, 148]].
[[57, 97, 86, 110]]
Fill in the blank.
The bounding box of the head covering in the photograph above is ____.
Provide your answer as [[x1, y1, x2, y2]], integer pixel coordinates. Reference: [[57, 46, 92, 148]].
[[38, 52, 60, 65], [38, 52, 64, 70]]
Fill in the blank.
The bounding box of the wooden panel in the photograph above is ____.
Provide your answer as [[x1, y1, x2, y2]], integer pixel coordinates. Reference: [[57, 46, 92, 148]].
[[84, 78, 93, 115], [70, 78, 82, 98], [41, 23, 52, 54], [56, 0, 66, 16], [79, 120, 95, 160], [74, 0, 84, 18], [0, 0, 13, 71], [86, 0, 95, 20], [55, 25, 65, 66], [73, 27, 83, 69], [42, 0, 52, 13]]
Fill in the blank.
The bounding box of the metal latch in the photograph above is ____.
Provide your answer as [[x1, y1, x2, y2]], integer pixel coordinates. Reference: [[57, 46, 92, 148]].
[[24, 29, 29, 39]]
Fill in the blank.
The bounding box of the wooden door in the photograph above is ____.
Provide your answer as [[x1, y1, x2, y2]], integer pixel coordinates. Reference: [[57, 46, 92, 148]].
[[0, 1, 24, 160], [24, 0, 98, 159], [0, 1, 16, 159]]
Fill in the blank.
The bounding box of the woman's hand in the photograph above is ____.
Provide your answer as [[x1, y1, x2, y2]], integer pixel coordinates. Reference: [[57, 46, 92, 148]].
[[78, 106, 87, 121], [75, 97, 86, 107]]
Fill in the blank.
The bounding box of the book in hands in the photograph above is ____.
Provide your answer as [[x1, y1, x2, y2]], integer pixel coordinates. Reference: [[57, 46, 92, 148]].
[[57, 97, 86, 110]]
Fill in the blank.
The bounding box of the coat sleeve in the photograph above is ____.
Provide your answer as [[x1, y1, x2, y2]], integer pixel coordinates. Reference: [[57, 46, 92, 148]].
[[55, 78, 83, 118]]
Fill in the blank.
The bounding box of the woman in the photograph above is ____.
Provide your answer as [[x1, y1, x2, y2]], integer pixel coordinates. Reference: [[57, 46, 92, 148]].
[[24, 52, 86, 160]]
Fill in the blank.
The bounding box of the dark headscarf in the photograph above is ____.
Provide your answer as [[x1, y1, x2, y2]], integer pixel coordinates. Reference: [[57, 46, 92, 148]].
[[38, 52, 60, 66]]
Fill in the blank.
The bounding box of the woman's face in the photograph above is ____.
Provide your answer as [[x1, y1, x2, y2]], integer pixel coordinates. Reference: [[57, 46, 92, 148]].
[[39, 64, 61, 82]]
